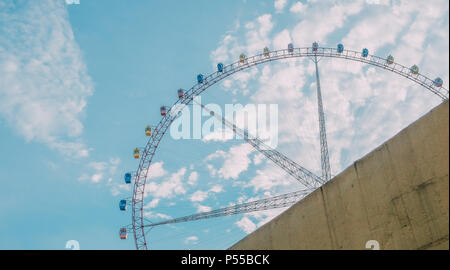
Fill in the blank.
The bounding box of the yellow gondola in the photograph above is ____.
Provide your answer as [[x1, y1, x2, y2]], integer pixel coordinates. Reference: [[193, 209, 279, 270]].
[[145, 126, 152, 136], [410, 65, 419, 75], [263, 47, 270, 57], [239, 53, 246, 63], [133, 148, 140, 159]]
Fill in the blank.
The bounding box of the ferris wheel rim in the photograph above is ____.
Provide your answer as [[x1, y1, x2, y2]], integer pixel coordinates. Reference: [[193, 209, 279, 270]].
[[130, 46, 449, 250]]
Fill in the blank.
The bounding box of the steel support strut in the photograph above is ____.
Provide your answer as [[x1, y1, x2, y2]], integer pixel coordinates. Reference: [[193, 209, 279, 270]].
[[143, 189, 313, 228], [193, 98, 325, 188], [313, 55, 331, 182]]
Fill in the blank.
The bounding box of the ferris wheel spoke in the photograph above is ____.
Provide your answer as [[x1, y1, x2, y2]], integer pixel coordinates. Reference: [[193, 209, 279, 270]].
[[142, 188, 314, 229], [192, 98, 324, 189]]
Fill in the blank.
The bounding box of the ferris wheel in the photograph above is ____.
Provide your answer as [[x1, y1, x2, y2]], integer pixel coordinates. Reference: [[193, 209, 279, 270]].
[[117, 42, 448, 249]]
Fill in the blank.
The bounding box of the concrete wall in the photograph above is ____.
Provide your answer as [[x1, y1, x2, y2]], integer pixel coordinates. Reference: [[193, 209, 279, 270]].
[[231, 101, 449, 250]]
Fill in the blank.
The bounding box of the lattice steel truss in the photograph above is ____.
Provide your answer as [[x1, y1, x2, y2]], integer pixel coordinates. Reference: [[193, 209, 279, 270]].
[[142, 188, 314, 229], [193, 99, 325, 189], [131, 46, 448, 250], [312, 55, 331, 182]]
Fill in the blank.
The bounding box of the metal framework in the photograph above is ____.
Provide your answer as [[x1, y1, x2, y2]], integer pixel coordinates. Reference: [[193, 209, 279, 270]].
[[143, 188, 314, 229], [131, 46, 449, 250], [193, 98, 325, 189], [312, 55, 331, 182]]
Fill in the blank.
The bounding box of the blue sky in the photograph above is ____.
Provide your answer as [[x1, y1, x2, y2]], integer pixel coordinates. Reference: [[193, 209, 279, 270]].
[[0, 0, 448, 250]]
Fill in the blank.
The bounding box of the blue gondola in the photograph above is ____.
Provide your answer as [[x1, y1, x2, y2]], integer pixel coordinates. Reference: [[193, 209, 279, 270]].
[[263, 47, 270, 57], [119, 200, 127, 211], [337, 43, 344, 53], [217, 63, 224, 72], [410, 65, 419, 75], [177, 89, 184, 99], [434, 77, 443, 87], [288, 43, 294, 53], [312, 42, 319, 52], [124, 172, 132, 184], [197, 74, 204, 84], [362, 48, 369, 57]]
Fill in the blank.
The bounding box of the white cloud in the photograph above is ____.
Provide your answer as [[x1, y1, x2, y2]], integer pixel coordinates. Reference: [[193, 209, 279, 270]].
[[202, 128, 234, 142], [184, 236, 199, 245], [187, 171, 199, 185], [89, 161, 108, 172], [235, 216, 257, 234], [189, 185, 224, 202], [248, 208, 286, 228], [77, 174, 89, 182], [206, 143, 254, 180], [109, 157, 121, 166], [110, 187, 121, 196], [111, 184, 130, 197], [248, 163, 299, 192], [219, 143, 254, 179], [290, 2, 306, 13], [210, 34, 238, 65], [147, 161, 168, 179], [49, 141, 91, 158], [144, 211, 172, 220], [253, 152, 265, 165], [274, 0, 288, 13], [235, 198, 287, 234], [91, 173, 103, 183], [0, 1, 93, 158], [206, 164, 218, 178], [144, 198, 160, 209], [44, 160, 58, 170], [196, 204, 212, 213], [82, 157, 121, 184], [145, 167, 187, 198], [273, 29, 292, 50], [190, 190, 209, 202], [245, 14, 274, 56], [222, 67, 259, 94], [290, 1, 363, 45], [237, 195, 247, 204], [205, 150, 227, 161], [210, 14, 273, 73], [210, 185, 223, 193], [341, 3, 412, 53]]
